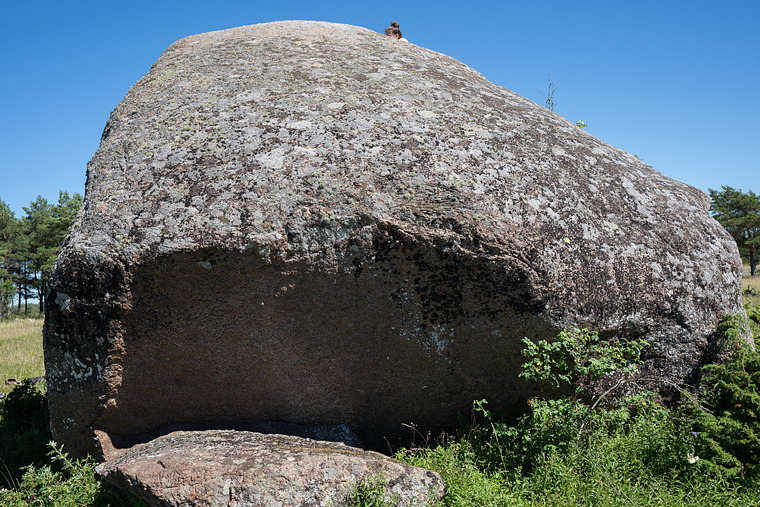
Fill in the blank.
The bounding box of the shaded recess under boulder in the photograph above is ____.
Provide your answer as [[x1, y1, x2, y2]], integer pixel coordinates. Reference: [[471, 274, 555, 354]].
[[44, 20, 746, 460]]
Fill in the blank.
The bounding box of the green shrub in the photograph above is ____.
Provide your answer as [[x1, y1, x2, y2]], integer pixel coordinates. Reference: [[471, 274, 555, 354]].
[[0, 383, 141, 505], [748, 305, 760, 344], [687, 315, 760, 479], [0, 381, 48, 433], [746, 304, 760, 331], [466, 392, 696, 481], [466, 397, 586, 474], [519, 327, 647, 396]]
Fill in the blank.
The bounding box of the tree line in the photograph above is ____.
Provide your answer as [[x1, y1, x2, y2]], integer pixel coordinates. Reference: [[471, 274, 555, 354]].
[[0, 192, 82, 319]]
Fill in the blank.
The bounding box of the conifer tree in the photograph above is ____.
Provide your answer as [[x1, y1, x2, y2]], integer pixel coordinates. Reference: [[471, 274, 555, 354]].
[[23, 192, 82, 312], [709, 186, 760, 276], [0, 198, 23, 318]]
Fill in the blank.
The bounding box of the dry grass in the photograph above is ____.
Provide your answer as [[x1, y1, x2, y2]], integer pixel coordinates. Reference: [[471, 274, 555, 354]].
[[741, 265, 760, 341], [743, 264, 760, 309], [0, 318, 44, 397]]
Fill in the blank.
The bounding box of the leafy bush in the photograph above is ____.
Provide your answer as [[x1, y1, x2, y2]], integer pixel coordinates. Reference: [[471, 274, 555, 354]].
[[465, 392, 695, 481], [519, 327, 647, 395], [466, 397, 586, 474], [0, 381, 48, 433]]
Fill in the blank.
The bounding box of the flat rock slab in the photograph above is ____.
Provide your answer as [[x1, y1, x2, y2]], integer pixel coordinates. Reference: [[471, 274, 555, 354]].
[[96, 430, 445, 506]]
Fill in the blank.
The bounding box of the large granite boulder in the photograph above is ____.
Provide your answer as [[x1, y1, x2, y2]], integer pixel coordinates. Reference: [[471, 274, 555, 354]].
[[96, 430, 445, 506], [44, 20, 746, 459]]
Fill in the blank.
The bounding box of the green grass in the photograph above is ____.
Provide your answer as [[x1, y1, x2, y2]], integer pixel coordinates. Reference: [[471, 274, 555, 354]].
[[0, 319, 44, 399], [396, 410, 760, 506]]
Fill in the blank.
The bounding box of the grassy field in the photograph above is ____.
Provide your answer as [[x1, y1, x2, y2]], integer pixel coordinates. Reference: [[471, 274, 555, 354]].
[[744, 264, 760, 306], [0, 318, 44, 398]]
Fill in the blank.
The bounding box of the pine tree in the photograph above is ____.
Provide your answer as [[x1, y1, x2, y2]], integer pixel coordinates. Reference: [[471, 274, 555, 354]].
[[23, 192, 82, 312], [709, 186, 760, 276], [0, 198, 23, 318]]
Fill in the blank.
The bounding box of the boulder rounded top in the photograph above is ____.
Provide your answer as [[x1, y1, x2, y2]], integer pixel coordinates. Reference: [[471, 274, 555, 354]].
[[45, 21, 746, 459]]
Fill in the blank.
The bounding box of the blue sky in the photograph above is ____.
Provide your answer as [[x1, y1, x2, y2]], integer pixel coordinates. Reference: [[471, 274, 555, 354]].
[[1, 0, 757, 217]]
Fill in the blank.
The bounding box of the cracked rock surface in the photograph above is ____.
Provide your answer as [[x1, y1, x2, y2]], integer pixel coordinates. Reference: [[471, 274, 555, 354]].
[[45, 20, 746, 459]]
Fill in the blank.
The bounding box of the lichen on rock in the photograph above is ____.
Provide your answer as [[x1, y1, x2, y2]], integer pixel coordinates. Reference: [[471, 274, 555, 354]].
[[96, 430, 446, 506], [44, 20, 746, 460]]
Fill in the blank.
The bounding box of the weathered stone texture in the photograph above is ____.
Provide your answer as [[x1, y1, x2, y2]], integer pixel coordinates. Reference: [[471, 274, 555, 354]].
[[44, 21, 746, 459], [96, 430, 445, 506]]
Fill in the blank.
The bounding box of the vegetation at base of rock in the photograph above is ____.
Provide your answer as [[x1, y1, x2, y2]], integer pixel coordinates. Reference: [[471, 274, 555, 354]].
[[398, 436, 760, 506], [0, 383, 51, 487], [0, 321, 140, 505], [395, 315, 760, 505], [685, 315, 760, 479], [346, 474, 403, 507], [0, 442, 142, 506]]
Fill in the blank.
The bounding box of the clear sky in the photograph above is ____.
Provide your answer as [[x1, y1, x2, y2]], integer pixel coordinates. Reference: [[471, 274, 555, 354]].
[[1, 0, 757, 217]]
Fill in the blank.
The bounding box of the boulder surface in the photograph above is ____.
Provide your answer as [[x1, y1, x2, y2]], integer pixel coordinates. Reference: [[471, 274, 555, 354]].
[[44, 20, 746, 459], [96, 430, 445, 506]]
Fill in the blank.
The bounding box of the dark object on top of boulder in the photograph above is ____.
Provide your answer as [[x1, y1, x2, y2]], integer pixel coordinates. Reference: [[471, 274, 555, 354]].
[[44, 20, 747, 460]]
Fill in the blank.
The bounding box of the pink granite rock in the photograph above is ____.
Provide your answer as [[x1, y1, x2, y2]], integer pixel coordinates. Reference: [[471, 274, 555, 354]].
[[44, 21, 747, 459], [96, 430, 445, 506]]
